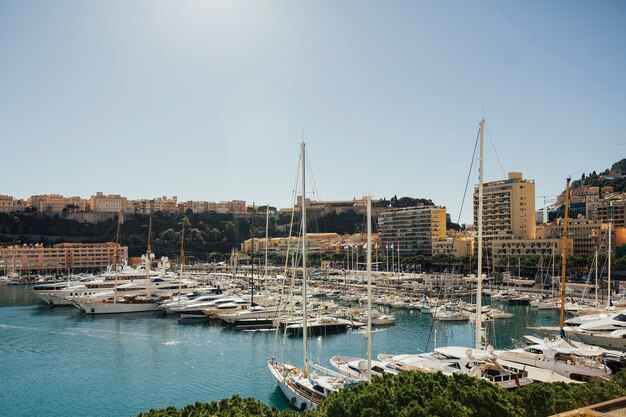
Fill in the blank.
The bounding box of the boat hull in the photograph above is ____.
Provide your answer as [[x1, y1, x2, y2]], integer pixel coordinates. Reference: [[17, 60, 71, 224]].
[[267, 359, 317, 412], [78, 302, 161, 315]]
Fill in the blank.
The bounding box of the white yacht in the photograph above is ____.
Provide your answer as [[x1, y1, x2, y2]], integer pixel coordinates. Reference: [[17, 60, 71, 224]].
[[330, 356, 399, 380], [575, 330, 626, 351], [577, 311, 626, 332], [379, 347, 535, 389], [495, 343, 611, 382], [77, 295, 162, 314], [200, 297, 251, 319]]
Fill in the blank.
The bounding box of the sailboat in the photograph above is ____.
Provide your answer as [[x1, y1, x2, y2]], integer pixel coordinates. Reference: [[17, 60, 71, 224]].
[[331, 196, 401, 380], [267, 142, 351, 411], [377, 120, 575, 386]]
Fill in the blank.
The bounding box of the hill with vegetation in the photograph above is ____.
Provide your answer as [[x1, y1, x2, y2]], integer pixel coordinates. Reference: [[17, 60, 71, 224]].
[[571, 158, 626, 192], [135, 370, 626, 417], [0, 196, 451, 260]]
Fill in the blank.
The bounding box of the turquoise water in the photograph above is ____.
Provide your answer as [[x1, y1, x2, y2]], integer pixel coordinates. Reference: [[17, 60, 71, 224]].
[[0, 285, 561, 417]]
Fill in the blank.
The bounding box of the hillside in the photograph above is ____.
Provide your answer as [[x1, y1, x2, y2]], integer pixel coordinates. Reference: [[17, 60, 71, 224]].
[[571, 158, 626, 192], [0, 196, 449, 259]]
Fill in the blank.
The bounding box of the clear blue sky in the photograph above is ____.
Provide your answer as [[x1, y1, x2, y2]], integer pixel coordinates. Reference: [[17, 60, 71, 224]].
[[1, 0, 624, 224]]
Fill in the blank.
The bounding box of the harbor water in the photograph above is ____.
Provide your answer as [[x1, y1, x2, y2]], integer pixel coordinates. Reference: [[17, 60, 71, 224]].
[[0, 285, 563, 417]]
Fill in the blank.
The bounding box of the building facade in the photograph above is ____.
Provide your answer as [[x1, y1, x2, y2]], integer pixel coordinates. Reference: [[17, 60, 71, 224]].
[[432, 236, 475, 258], [89, 192, 131, 213], [0, 195, 25, 213], [0, 243, 128, 272], [587, 194, 626, 228], [474, 172, 536, 244], [378, 206, 447, 256], [537, 217, 605, 256], [241, 232, 380, 256], [27, 194, 86, 213], [491, 237, 572, 266]]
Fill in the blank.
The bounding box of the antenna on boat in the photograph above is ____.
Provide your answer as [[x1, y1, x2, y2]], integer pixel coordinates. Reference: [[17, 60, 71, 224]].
[[559, 177, 571, 338]]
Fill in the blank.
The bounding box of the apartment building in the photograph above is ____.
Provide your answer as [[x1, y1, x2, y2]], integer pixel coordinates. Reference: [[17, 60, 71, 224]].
[[241, 232, 380, 255], [537, 217, 605, 256], [491, 237, 572, 264], [0, 242, 128, 272], [474, 172, 536, 243], [27, 194, 86, 213], [89, 192, 131, 213], [378, 206, 447, 256], [293, 196, 385, 217], [432, 236, 474, 257], [587, 194, 626, 228], [0, 195, 25, 213]]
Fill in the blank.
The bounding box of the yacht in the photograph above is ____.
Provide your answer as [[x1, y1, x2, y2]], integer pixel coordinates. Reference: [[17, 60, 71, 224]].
[[495, 343, 612, 382], [200, 297, 251, 319], [577, 311, 626, 332], [330, 356, 399, 379], [77, 295, 162, 314]]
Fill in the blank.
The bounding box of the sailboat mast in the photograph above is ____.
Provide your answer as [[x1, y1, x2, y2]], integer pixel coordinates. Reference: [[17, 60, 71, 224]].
[[251, 202, 255, 306], [301, 142, 308, 374], [559, 177, 571, 338], [265, 204, 270, 279], [114, 213, 121, 304], [179, 222, 185, 289], [595, 248, 598, 306], [366, 195, 372, 382], [606, 210, 613, 307], [147, 215, 152, 274], [475, 119, 485, 351]]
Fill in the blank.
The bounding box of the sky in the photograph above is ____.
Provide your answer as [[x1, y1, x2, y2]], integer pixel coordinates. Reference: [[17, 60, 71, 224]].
[[1, 0, 625, 224]]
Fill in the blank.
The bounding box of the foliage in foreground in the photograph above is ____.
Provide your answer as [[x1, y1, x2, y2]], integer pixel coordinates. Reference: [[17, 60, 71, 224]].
[[136, 371, 626, 417]]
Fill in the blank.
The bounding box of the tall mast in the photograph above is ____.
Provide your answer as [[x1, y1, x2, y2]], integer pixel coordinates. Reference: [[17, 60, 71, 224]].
[[301, 142, 308, 375], [560, 177, 571, 338], [366, 195, 372, 382], [265, 204, 270, 280], [114, 213, 121, 304], [606, 202, 613, 307], [251, 202, 255, 306], [146, 215, 152, 274], [595, 247, 598, 306], [475, 119, 484, 350], [179, 222, 185, 275]]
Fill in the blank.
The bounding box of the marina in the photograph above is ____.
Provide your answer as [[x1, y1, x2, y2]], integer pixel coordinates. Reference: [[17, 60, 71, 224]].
[[0, 282, 597, 417]]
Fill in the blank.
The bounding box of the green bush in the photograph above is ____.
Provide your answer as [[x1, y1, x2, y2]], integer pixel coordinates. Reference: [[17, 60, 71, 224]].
[[136, 371, 626, 417]]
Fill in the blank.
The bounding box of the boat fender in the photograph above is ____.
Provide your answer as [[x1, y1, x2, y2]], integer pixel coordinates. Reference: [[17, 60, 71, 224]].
[[291, 397, 296, 406], [300, 402, 307, 412]]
